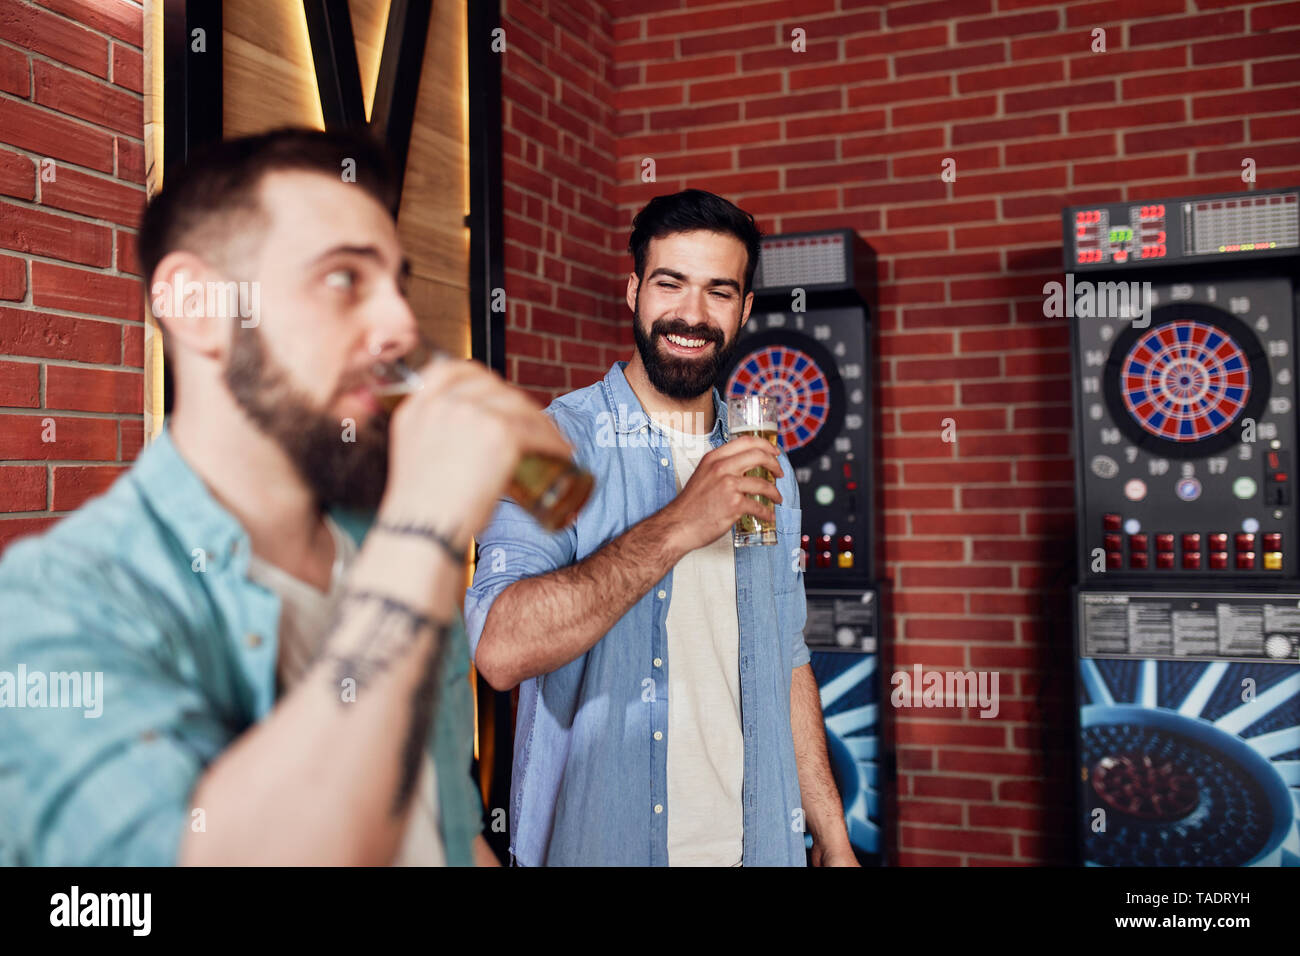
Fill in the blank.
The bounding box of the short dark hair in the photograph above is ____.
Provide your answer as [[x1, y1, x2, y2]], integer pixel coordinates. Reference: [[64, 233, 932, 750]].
[[138, 127, 398, 287], [627, 189, 763, 295]]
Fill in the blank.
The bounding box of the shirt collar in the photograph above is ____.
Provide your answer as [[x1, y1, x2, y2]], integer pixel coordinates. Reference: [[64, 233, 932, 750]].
[[130, 426, 251, 571], [599, 361, 730, 442]]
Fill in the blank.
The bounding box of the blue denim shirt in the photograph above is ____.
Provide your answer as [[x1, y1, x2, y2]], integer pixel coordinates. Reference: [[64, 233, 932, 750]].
[[465, 361, 810, 866], [0, 428, 482, 866]]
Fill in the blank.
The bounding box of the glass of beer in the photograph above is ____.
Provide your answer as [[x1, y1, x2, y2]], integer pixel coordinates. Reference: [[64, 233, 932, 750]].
[[370, 350, 594, 532], [727, 394, 779, 547]]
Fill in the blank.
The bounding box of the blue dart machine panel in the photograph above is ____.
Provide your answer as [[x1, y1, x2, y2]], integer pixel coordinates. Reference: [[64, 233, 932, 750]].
[[1065, 188, 1300, 866], [717, 229, 886, 864]]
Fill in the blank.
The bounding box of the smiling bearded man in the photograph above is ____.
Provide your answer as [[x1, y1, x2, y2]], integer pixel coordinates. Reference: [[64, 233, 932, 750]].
[[465, 188, 857, 867]]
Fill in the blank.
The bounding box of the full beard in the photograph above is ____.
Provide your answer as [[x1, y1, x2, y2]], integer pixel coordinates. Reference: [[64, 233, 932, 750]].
[[632, 296, 739, 400], [223, 325, 389, 512]]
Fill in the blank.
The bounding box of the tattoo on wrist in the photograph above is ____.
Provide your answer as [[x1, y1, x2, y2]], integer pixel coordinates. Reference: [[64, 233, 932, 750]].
[[373, 520, 468, 566]]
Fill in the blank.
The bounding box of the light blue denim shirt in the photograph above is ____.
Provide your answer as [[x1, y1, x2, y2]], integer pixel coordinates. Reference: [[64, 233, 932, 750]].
[[0, 428, 482, 866], [465, 361, 810, 866]]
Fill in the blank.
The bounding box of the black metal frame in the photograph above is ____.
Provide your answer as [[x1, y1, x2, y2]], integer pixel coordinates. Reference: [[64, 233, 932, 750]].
[[302, 0, 366, 132], [465, 1, 510, 860], [162, 0, 222, 188], [302, 0, 432, 203], [467, 0, 506, 375], [371, 0, 432, 199]]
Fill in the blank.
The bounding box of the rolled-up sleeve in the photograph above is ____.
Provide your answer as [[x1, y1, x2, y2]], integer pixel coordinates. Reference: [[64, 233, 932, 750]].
[[464, 497, 578, 661], [0, 553, 230, 866]]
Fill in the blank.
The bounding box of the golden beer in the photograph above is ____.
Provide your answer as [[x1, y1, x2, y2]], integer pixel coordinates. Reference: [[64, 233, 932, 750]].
[[373, 376, 593, 533], [728, 395, 780, 547]]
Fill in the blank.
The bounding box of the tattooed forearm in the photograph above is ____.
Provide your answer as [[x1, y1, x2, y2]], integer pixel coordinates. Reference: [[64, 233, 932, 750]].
[[393, 632, 448, 816], [311, 588, 453, 817], [315, 589, 448, 700]]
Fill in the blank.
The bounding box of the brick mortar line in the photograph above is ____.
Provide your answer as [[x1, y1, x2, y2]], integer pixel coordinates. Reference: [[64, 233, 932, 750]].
[[1, 141, 147, 193], [0, 89, 145, 145], [14, 44, 145, 102], [1, 355, 142, 371], [0, 406, 144, 419], [0, 304, 145, 328], [5, 4, 144, 53], [0, 221, 145, 280], [0, 509, 77, 519]]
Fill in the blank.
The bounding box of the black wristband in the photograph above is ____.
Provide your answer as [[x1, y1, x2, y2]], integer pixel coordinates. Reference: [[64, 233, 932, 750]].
[[373, 520, 468, 565]]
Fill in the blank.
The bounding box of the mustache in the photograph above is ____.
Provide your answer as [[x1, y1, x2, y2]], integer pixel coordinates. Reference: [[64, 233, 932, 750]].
[[650, 318, 724, 347]]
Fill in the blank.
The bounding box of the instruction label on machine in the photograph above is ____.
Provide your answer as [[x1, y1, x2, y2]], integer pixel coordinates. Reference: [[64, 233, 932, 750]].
[[1079, 591, 1300, 662], [803, 588, 878, 652]]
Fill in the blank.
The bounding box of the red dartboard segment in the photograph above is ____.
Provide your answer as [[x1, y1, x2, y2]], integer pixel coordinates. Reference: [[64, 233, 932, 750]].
[[726, 343, 832, 452], [1119, 320, 1251, 442]]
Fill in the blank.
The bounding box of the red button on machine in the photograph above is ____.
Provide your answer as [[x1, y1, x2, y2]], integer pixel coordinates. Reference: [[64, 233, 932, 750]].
[[1103, 533, 1122, 551], [1209, 551, 1229, 569], [1264, 533, 1283, 551], [817, 535, 833, 551], [1237, 551, 1256, 570], [1181, 533, 1200, 551], [1156, 534, 1175, 552], [1103, 513, 1122, 531], [816, 551, 832, 569], [1129, 533, 1148, 551], [1236, 533, 1255, 551], [1130, 551, 1149, 569], [1106, 552, 1123, 570], [801, 534, 811, 550], [1209, 533, 1228, 551], [1182, 551, 1201, 569], [837, 534, 854, 552], [1156, 552, 1175, 569]]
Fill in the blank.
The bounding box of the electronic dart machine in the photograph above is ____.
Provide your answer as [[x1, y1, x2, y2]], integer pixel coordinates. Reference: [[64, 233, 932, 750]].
[[718, 229, 886, 864], [1066, 188, 1300, 866]]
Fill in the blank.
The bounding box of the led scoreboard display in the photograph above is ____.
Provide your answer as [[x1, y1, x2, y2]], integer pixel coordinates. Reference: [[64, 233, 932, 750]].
[[1071, 191, 1299, 270]]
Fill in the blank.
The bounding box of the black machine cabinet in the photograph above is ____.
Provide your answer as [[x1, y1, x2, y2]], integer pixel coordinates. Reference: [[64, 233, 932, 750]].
[[718, 228, 886, 864], [1065, 188, 1300, 867]]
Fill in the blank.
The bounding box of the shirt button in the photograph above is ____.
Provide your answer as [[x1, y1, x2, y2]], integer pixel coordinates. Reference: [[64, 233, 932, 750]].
[[657, 589, 666, 600], [653, 731, 663, 741], [245, 633, 263, 649], [654, 804, 663, 814], [660, 457, 670, 467], [653, 657, 662, 668]]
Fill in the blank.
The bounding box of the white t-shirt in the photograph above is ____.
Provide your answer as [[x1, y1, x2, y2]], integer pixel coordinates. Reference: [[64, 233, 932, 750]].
[[248, 514, 446, 866], [657, 420, 745, 867]]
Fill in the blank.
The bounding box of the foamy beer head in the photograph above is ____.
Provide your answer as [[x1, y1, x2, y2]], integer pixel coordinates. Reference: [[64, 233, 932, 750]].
[[727, 393, 779, 437], [731, 421, 779, 446]]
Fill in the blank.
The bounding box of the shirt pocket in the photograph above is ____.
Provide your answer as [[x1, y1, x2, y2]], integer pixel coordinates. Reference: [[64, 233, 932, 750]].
[[772, 504, 803, 596]]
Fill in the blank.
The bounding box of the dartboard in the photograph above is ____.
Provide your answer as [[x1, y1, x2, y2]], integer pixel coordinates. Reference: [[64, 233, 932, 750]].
[[1105, 304, 1270, 458], [1121, 320, 1249, 440], [722, 330, 845, 464]]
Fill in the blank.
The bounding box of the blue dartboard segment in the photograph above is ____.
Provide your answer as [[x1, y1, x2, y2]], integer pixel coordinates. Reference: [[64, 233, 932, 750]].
[[726, 344, 831, 453], [1120, 320, 1251, 442]]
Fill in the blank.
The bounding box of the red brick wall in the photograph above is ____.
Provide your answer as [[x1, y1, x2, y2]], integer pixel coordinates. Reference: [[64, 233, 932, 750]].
[[0, 0, 145, 551], [500, 0, 631, 408], [502, 0, 1300, 864]]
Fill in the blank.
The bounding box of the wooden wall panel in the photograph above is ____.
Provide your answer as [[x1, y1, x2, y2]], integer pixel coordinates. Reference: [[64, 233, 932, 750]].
[[145, 0, 471, 387]]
